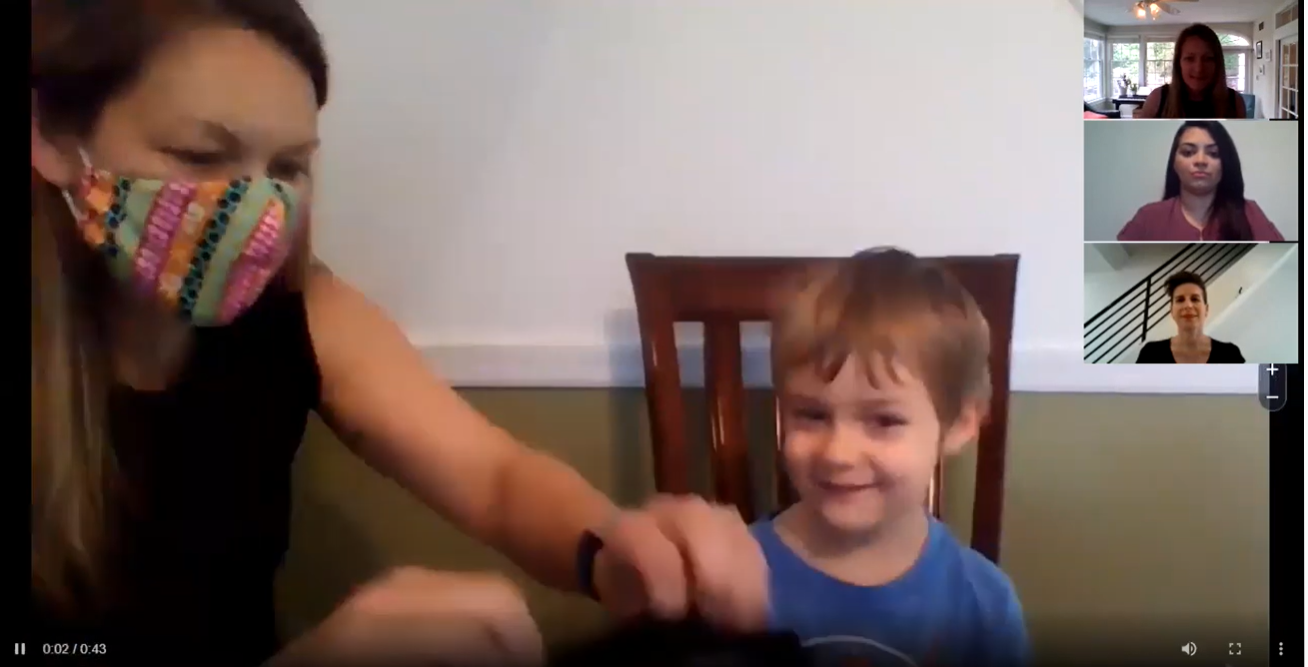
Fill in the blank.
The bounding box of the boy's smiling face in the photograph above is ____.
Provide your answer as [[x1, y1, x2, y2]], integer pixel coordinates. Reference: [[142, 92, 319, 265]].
[[780, 354, 979, 537]]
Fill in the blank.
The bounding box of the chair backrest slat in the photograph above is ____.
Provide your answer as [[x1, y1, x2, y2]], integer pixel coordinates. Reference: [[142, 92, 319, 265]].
[[704, 319, 753, 520], [629, 262, 691, 494]]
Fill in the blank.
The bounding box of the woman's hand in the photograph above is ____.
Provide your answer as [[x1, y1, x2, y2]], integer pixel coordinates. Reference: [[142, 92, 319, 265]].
[[301, 273, 766, 630], [593, 495, 770, 632], [271, 567, 544, 667]]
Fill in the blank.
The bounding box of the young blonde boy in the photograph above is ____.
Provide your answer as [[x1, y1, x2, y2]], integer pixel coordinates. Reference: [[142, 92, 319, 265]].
[[752, 248, 1030, 667]]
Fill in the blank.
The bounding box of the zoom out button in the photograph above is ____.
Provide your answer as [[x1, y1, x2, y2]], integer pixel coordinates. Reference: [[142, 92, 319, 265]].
[[1258, 364, 1287, 412]]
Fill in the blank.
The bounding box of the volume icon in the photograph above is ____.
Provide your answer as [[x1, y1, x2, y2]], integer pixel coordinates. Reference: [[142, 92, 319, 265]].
[[1181, 642, 1197, 656]]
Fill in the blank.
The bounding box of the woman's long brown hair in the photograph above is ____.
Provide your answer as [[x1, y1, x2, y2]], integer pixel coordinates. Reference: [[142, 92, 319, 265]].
[[31, 0, 328, 611], [1160, 23, 1237, 119], [1161, 121, 1250, 240]]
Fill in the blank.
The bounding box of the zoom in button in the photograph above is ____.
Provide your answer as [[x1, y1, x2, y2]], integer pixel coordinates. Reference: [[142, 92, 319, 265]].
[[1258, 364, 1287, 412]]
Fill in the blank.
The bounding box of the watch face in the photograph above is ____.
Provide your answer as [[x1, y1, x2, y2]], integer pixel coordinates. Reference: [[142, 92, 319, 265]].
[[577, 529, 605, 598], [803, 636, 918, 667]]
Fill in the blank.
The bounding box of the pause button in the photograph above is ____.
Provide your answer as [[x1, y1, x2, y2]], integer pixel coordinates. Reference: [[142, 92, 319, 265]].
[[13, 643, 24, 655]]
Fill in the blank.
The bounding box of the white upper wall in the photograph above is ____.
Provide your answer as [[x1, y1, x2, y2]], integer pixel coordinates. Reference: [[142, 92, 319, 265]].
[[303, 0, 1266, 393], [305, 0, 1084, 347], [1207, 245, 1301, 364]]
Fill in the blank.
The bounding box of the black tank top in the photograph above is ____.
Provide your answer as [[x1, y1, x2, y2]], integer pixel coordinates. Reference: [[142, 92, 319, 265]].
[[1157, 83, 1238, 118], [1134, 338, 1247, 364], [31, 288, 321, 666]]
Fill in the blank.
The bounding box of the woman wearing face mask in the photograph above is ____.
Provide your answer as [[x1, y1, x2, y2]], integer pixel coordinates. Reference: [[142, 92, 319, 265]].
[[1135, 272, 1245, 364], [1134, 24, 1247, 119], [1116, 121, 1284, 242], [30, 2, 769, 665]]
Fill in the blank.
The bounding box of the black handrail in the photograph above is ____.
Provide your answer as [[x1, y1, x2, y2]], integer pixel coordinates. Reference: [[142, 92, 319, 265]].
[[1083, 243, 1255, 364]]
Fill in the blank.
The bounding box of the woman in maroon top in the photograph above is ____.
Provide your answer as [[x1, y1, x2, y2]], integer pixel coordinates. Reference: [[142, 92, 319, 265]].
[[1117, 121, 1285, 242], [1135, 272, 1245, 364]]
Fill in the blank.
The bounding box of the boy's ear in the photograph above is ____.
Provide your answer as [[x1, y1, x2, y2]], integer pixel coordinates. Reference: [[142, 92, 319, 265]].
[[941, 401, 984, 456]]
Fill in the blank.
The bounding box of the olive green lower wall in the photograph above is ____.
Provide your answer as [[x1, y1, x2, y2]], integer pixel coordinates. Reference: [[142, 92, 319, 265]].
[[275, 390, 1269, 657]]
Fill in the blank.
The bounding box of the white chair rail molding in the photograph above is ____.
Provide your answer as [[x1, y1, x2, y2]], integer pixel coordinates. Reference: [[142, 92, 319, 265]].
[[304, 0, 1267, 395]]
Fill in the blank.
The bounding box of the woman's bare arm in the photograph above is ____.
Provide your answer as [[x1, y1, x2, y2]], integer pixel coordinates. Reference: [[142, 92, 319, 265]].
[[303, 266, 615, 591], [1133, 88, 1162, 118], [295, 265, 770, 635]]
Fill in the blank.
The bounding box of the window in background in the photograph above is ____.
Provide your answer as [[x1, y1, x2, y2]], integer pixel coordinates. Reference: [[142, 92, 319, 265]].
[[1225, 52, 1248, 92], [1109, 32, 1253, 97], [1217, 32, 1252, 93], [1144, 41, 1174, 93], [1280, 37, 1299, 119], [1111, 41, 1141, 96], [1085, 36, 1105, 102]]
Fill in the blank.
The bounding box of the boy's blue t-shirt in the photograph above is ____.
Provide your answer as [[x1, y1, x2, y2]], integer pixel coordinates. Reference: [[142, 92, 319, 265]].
[[751, 516, 1030, 667]]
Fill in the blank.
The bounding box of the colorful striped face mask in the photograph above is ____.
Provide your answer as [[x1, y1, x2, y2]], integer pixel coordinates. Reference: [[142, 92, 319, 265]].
[[62, 150, 302, 327]]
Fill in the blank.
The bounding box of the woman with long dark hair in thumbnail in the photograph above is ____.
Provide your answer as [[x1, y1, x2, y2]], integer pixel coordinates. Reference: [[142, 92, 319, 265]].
[[1133, 23, 1248, 119], [1135, 271, 1245, 364], [1116, 121, 1284, 242]]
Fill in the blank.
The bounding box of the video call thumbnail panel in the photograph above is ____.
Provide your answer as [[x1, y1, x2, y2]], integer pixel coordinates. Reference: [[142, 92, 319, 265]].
[[1083, 242, 1299, 365], [1083, 119, 1300, 243]]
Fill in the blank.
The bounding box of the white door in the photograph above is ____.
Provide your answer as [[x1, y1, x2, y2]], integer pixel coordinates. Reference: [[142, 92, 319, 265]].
[[1278, 34, 1299, 119]]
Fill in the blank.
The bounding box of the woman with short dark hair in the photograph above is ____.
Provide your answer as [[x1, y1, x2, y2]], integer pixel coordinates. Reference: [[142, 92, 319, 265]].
[[1135, 271, 1245, 364]]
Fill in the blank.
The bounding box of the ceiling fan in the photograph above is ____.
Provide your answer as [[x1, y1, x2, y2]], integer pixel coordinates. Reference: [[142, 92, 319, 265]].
[[1129, 0, 1197, 20]]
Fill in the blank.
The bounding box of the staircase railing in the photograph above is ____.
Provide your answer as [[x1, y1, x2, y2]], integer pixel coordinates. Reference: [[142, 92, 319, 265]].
[[1083, 243, 1255, 364]]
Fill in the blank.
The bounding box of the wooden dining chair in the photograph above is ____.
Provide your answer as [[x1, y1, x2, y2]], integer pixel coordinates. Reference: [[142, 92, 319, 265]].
[[625, 252, 1019, 563]]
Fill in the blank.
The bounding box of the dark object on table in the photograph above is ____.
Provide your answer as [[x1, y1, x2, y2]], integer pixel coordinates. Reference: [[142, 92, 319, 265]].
[[548, 617, 810, 667], [1085, 101, 1121, 119]]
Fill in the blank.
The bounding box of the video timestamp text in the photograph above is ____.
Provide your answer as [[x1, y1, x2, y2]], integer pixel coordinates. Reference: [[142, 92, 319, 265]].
[[43, 643, 108, 656]]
